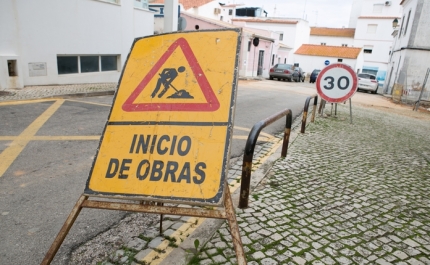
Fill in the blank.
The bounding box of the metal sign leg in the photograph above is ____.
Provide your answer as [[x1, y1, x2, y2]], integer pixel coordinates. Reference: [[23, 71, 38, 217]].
[[224, 185, 246, 265], [41, 195, 88, 265], [349, 98, 353, 124]]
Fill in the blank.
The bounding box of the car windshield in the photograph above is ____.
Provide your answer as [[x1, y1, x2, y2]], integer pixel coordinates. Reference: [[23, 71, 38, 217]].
[[312, 70, 320, 74], [275, 64, 293, 70], [358, 73, 376, 80]]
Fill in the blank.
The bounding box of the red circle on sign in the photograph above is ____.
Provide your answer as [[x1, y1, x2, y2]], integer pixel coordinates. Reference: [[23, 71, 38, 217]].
[[316, 63, 358, 103]]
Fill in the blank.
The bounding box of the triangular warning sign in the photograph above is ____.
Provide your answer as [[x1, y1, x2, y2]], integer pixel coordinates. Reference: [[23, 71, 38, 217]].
[[122, 38, 220, 112]]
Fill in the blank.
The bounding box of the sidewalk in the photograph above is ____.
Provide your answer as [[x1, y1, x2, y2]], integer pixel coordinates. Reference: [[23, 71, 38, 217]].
[[0, 83, 116, 102], [188, 103, 430, 265]]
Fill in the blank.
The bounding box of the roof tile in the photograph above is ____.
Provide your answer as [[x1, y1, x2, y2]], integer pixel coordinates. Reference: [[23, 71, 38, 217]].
[[310, 27, 355, 37], [294, 44, 362, 59], [231, 18, 298, 24]]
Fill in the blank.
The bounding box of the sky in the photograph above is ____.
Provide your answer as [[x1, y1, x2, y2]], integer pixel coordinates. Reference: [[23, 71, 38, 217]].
[[236, 0, 355, 28]]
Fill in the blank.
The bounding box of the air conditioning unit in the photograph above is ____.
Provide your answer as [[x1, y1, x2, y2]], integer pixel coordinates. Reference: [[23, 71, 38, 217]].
[[385, 1, 392, 6], [214, 8, 221, 14]]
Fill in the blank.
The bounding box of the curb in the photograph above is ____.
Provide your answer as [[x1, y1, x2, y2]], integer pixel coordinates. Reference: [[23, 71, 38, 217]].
[[41, 90, 115, 99]]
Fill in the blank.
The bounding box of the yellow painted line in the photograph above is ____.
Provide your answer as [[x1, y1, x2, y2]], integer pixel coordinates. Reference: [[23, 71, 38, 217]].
[[0, 136, 101, 141], [0, 99, 56, 106], [233, 135, 271, 141], [141, 217, 204, 264], [234, 126, 273, 139], [0, 100, 64, 178], [138, 136, 283, 264], [66, 99, 112, 107]]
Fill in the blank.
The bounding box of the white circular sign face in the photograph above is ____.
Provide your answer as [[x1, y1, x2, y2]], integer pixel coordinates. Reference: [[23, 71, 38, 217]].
[[316, 63, 358, 103]]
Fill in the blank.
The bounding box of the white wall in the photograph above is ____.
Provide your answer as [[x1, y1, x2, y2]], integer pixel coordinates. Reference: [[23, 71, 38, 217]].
[[0, 0, 154, 89], [186, 1, 221, 21], [309, 36, 354, 47]]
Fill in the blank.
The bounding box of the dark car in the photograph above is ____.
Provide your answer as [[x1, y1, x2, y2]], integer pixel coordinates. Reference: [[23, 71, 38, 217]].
[[309, 69, 321, 83], [292, 67, 305, 82], [269, 64, 294, 81]]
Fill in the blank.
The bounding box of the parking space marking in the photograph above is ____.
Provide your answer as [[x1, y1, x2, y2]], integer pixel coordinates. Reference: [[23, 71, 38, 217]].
[[0, 136, 101, 141], [0, 100, 64, 178], [65, 99, 112, 107], [0, 99, 55, 106]]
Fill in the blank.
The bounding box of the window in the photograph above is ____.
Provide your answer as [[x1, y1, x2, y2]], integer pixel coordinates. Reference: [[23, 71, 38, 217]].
[[248, 41, 251, 51], [57, 56, 78, 74], [57, 55, 119, 75], [279, 33, 283, 41], [342, 44, 348, 47], [7, 60, 17, 76], [228, 9, 233, 15], [101, 56, 118, 71], [220, 16, 223, 21], [321, 43, 326, 46], [373, 4, 383, 13], [363, 45, 373, 54], [80, 56, 99, 73], [367, 24, 377, 34], [404, 10, 411, 35], [399, 15, 405, 38], [134, 0, 148, 9], [338, 59, 343, 62]]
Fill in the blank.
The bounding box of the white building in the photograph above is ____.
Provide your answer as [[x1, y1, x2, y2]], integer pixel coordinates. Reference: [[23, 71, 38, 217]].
[[231, 17, 310, 65], [0, 0, 154, 90], [349, 0, 402, 87], [384, 0, 430, 102], [309, 28, 355, 47], [294, 44, 364, 74]]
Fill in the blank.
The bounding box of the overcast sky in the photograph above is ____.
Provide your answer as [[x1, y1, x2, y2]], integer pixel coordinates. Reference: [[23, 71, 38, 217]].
[[237, 0, 355, 28]]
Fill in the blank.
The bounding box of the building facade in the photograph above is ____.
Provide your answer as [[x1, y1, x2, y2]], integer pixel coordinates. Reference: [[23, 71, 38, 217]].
[[0, 0, 154, 90], [384, 0, 430, 102], [349, 0, 403, 87]]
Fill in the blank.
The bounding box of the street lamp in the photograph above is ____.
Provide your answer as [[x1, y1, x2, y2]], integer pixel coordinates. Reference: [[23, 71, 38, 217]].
[[392, 18, 399, 29]]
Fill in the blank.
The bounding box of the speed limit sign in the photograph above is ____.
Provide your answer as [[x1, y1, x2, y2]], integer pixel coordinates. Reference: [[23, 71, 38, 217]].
[[316, 63, 358, 103]]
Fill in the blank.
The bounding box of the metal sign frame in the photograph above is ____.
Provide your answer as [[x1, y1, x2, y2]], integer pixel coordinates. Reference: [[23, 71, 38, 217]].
[[41, 29, 247, 264]]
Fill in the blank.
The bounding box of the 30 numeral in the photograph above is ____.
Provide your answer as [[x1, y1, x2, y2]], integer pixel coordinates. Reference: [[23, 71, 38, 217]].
[[323, 76, 350, 90]]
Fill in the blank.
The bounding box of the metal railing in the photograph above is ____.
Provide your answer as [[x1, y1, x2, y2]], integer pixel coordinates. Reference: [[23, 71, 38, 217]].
[[301, 94, 318, 133], [238, 109, 292, 209]]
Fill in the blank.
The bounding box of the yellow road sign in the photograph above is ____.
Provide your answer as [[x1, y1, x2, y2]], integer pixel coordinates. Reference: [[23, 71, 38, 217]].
[[85, 29, 241, 206]]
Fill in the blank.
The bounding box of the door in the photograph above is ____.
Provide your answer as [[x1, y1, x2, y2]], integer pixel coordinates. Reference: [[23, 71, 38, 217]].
[[257, 50, 264, 76]]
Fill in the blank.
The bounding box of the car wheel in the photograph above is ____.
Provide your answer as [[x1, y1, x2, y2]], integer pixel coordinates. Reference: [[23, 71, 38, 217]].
[[372, 86, 378, 94], [270, 76, 273, 80], [302, 77, 305, 82]]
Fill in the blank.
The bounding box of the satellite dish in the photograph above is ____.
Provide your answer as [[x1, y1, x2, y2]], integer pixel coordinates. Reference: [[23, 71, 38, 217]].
[[178, 17, 187, 31], [253, 37, 259, 47]]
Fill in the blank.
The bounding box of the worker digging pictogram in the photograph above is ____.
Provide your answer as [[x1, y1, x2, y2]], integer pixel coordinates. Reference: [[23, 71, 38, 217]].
[[151, 66, 193, 99]]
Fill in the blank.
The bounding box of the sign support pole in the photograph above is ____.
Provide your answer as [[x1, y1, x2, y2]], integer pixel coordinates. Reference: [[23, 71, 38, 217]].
[[41, 187, 246, 265], [349, 98, 353, 124]]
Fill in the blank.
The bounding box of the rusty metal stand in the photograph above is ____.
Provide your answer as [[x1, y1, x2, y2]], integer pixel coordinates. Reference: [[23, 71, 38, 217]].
[[41, 184, 246, 265]]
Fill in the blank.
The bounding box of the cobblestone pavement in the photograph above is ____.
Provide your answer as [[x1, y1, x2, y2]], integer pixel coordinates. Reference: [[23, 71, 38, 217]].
[[0, 83, 116, 101], [190, 104, 430, 265]]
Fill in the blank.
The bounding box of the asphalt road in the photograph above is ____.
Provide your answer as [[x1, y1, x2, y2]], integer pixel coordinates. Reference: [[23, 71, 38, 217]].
[[0, 80, 310, 265]]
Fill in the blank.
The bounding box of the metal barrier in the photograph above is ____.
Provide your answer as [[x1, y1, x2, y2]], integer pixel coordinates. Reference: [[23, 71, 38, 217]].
[[301, 94, 318, 133], [238, 109, 292, 209]]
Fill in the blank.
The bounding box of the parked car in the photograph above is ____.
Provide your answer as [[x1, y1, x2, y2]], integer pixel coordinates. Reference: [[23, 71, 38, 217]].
[[357, 73, 378, 94], [292, 67, 305, 82], [269, 64, 294, 81], [309, 69, 321, 83]]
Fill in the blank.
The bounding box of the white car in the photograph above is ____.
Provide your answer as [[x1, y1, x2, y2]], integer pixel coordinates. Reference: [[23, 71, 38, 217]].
[[357, 73, 378, 94]]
